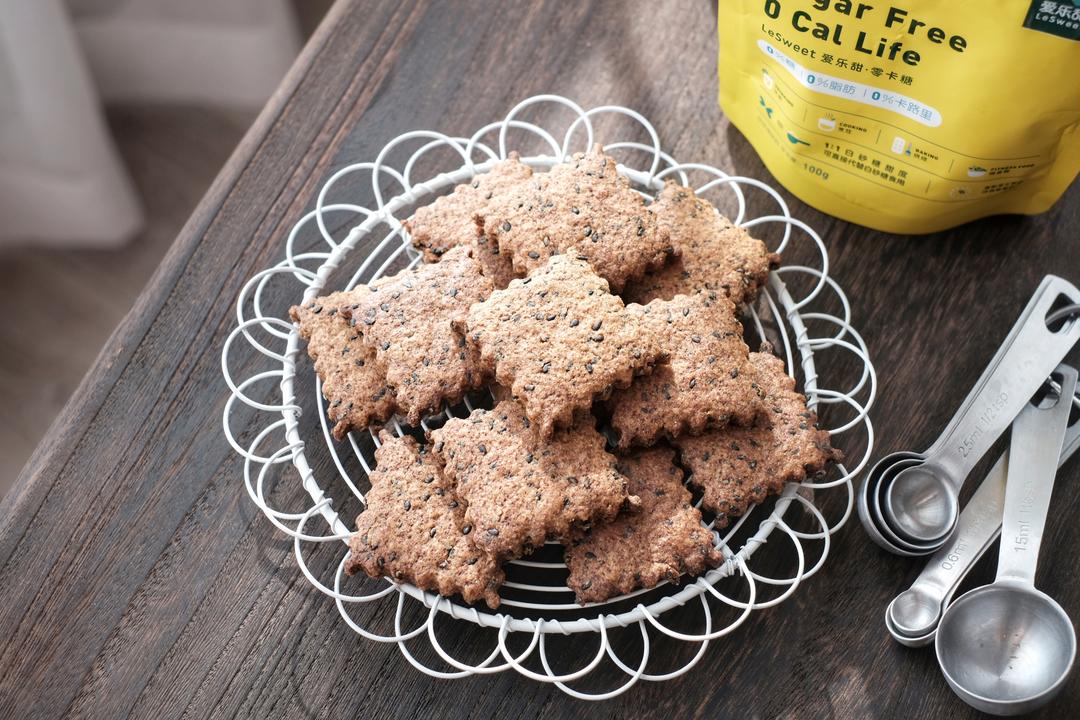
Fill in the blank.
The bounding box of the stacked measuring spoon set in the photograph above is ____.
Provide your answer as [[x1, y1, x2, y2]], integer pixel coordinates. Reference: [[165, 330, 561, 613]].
[[859, 275, 1080, 715]]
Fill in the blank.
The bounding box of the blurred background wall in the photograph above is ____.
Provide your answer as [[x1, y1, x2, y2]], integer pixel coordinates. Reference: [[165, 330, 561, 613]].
[[0, 0, 333, 495]]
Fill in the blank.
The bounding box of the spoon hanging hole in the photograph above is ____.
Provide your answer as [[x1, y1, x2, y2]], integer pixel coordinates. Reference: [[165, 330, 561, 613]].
[[1044, 296, 1080, 333]]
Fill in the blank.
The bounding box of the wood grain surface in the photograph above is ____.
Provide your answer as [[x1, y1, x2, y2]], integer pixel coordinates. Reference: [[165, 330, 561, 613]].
[[0, 105, 255, 494], [2, 1, 1079, 718]]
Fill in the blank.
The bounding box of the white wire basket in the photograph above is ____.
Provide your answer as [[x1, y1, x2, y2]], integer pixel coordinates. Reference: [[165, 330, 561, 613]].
[[220, 95, 876, 700]]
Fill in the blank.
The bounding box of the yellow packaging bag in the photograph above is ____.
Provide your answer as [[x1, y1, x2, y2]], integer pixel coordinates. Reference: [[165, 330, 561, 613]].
[[718, 1, 1080, 233]]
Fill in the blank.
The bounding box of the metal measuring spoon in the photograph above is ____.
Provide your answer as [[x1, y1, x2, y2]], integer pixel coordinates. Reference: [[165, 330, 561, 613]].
[[869, 276, 1080, 551], [863, 454, 979, 557], [887, 388, 1080, 646], [858, 275, 1065, 555], [886, 278, 1080, 543], [935, 365, 1077, 716], [858, 282, 1056, 556]]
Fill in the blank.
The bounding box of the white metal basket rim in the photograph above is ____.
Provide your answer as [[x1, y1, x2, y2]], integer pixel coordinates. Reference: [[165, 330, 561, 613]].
[[271, 164, 833, 635], [220, 97, 875, 668]]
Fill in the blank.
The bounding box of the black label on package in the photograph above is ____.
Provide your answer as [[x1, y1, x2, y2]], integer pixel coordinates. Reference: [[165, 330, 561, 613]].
[[1023, 0, 1080, 40]]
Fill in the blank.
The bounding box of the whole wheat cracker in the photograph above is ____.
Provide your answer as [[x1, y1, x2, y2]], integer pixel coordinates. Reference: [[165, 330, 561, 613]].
[[675, 351, 841, 527], [479, 145, 673, 292], [608, 292, 765, 448], [461, 254, 665, 438], [564, 446, 722, 604], [623, 181, 778, 306], [403, 153, 532, 288], [346, 246, 493, 425], [430, 400, 638, 561], [345, 431, 504, 608], [290, 289, 396, 440]]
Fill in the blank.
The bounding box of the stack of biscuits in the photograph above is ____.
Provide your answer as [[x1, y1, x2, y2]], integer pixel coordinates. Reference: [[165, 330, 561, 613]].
[[290, 146, 840, 608]]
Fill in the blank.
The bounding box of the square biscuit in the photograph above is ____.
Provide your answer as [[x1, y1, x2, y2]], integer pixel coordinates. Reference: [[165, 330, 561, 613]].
[[346, 246, 494, 426], [403, 153, 532, 288], [608, 292, 765, 448], [564, 446, 722, 604], [430, 400, 638, 561], [290, 289, 396, 440], [345, 432, 504, 608], [462, 254, 666, 438], [623, 181, 778, 306], [480, 145, 673, 293], [675, 351, 841, 527]]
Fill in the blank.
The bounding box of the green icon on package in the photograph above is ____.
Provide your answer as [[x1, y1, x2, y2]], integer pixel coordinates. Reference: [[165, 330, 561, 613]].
[[758, 96, 773, 118]]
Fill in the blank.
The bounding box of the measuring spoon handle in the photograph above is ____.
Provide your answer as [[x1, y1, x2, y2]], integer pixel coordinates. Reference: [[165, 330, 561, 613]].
[[929, 275, 1057, 455], [996, 366, 1078, 586], [902, 453, 1007, 609], [930, 276, 1080, 485]]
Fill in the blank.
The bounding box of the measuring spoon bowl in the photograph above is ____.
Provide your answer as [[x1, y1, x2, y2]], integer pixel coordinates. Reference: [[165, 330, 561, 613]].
[[884, 463, 959, 544], [888, 586, 943, 638], [858, 451, 924, 553], [889, 631, 935, 649], [865, 451, 925, 489], [873, 459, 951, 555], [886, 615, 935, 648], [866, 460, 948, 556], [936, 583, 1075, 716]]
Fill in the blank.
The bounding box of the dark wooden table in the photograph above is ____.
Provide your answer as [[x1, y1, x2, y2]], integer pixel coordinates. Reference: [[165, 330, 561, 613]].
[[3, 1, 1079, 717]]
